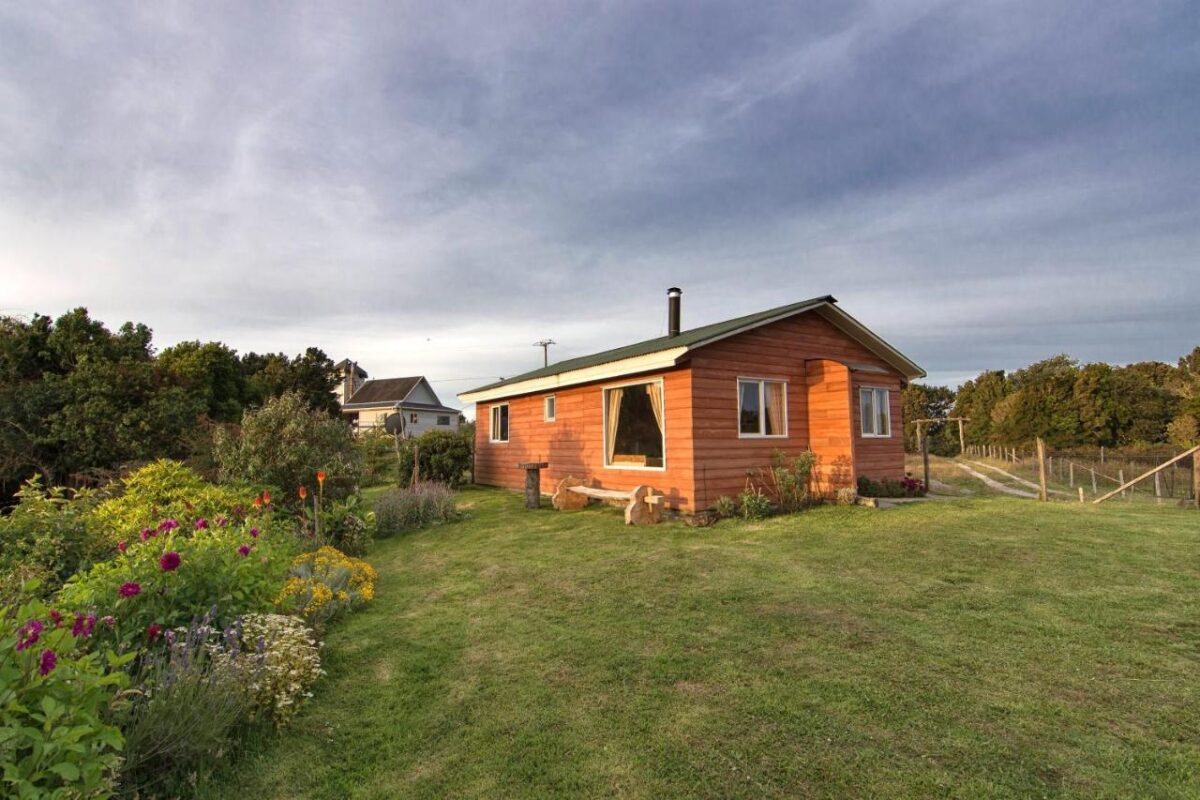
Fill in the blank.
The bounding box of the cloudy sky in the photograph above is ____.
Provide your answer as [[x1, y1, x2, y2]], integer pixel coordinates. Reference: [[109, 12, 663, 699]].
[[2, 1, 1197, 414]]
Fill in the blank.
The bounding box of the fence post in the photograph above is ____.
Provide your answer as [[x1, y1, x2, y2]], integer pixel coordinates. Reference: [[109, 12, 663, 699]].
[[1100, 446, 1105, 464], [1118, 468, 1125, 499], [1078, 487, 1084, 504], [1090, 468, 1097, 495], [1193, 455, 1199, 510], [1036, 438, 1048, 502], [1154, 471, 1163, 505], [1069, 462, 1074, 487], [922, 432, 930, 493], [958, 419, 965, 455]]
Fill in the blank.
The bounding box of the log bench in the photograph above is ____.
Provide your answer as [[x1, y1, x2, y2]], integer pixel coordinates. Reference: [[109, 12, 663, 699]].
[[551, 476, 664, 525]]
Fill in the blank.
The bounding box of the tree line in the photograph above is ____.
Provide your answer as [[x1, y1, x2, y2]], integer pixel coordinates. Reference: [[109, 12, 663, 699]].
[[903, 348, 1200, 455], [0, 308, 342, 499]]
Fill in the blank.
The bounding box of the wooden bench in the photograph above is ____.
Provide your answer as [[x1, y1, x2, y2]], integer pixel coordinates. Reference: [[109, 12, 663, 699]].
[[551, 476, 664, 525]]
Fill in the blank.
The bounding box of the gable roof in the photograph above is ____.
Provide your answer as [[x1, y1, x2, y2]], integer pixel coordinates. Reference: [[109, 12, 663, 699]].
[[458, 295, 924, 404], [344, 376, 423, 407]]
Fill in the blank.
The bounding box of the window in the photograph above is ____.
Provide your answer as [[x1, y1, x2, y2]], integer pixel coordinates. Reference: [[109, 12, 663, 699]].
[[603, 380, 665, 469], [738, 379, 787, 437], [437, 415, 451, 426], [860, 388, 891, 437], [544, 395, 556, 422], [409, 413, 419, 424], [489, 404, 509, 443]]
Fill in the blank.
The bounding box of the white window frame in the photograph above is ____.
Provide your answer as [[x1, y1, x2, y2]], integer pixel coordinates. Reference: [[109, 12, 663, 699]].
[[601, 377, 666, 472], [859, 387, 892, 438], [544, 395, 556, 422], [736, 377, 789, 439], [489, 403, 510, 443]]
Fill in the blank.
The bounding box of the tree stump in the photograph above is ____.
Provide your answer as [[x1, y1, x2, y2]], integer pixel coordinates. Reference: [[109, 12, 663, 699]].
[[517, 462, 549, 509], [552, 476, 589, 510], [625, 485, 664, 525]]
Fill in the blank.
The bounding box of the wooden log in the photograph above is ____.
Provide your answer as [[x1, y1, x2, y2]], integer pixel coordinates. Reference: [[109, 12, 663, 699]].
[[625, 485, 663, 525], [1036, 438, 1048, 502], [518, 461, 549, 509], [552, 476, 589, 510], [1093, 446, 1200, 504]]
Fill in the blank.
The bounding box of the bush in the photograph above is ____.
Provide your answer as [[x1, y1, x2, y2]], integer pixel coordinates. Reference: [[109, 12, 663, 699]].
[[0, 599, 132, 799], [214, 392, 361, 505], [356, 428, 399, 486], [275, 546, 377, 626], [395, 429, 472, 488], [115, 612, 256, 794], [856, 475, 927, 498], [374, 482, 458, 537], [713, 495, 737, 519], [766, 449, 818, 513], [221, 614, 323, 728], [0, 476, 109, 602], [58, 511, 297, 651], [319, 495, 373, 556], [738, 486, 773, 520], [89, 459, 258, 545]]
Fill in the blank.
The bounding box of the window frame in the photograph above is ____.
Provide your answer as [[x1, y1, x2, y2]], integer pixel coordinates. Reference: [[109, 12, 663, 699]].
[[601, 377, 667, 472], [489, 403, 510, 444], [859, 386, 892, 438], [736, 377, 789, 439], [544, 395, 556, 422], [436, 415, 451, 426]]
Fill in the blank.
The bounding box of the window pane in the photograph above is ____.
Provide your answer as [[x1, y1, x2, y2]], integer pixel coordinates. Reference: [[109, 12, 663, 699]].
[[499, 405, 509, 440], [860, 389, 874, 435], [764, 382, 786, 436], [607, 383, 664, 467], [545, 396, 555, 419], [739, 381, 761, 434], [875, 389, 890, 436]]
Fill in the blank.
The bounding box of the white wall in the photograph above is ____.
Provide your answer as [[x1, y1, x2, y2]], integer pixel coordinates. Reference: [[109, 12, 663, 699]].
[[353, 406, 459, 436]]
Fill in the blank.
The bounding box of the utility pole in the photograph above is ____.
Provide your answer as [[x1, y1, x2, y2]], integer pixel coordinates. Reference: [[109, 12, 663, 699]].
[[533, 339, 556, 367]]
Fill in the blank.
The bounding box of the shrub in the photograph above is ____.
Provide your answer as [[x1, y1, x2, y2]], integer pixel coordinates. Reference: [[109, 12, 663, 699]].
[[89, 459, 258, 545], [835, 487, 859, 505], [214, 392, 361, 505], [356, 427, 400, 485], [222, 613, 323, 728], [275, 546, 377, 626], [58, 513, 297, 651], [374, 482, 458, 537], [766, 449, 818, 513], [856, 475, 927, 498], [0, 599, 132, 799], [395, 429, 473, 488], [738, 486, 773, 520], [320, 495, 373, 556], [713, 495, 738, 519], [0, 476, 108, 602], [115, 612, 256, 794]]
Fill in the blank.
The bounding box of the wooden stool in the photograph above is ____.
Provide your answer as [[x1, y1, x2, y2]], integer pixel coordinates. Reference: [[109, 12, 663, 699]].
[[517, 462, 549, 508]]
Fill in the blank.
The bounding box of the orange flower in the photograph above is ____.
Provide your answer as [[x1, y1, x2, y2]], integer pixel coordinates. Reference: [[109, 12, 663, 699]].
[[316, 470, 326, 486], [252, 496, 262, 509], [299, 486, 308, 500], [262, 491, 271, 506]]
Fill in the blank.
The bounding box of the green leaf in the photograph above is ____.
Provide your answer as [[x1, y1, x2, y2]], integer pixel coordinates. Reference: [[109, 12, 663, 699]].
[[47, 763, 79, 781]]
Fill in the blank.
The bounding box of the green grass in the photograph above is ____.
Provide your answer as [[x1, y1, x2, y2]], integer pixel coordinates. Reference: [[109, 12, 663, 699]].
[[199, 488, 1199, 799]]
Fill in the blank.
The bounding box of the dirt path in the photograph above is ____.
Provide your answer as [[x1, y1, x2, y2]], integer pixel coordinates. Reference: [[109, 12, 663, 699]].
[[950, 461, 1037, 498], [965, 460, 1073, 498]]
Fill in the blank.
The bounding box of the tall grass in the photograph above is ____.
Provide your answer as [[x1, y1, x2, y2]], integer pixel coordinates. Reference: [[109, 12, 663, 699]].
[[374, 482, 458, 537]]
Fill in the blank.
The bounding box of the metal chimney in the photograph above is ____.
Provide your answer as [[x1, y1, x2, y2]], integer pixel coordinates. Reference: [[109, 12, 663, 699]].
[[667, 287, 682, 337]]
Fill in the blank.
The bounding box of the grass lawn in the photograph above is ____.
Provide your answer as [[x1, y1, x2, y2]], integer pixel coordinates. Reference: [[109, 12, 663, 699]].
[[200, 488, 1199, 799]]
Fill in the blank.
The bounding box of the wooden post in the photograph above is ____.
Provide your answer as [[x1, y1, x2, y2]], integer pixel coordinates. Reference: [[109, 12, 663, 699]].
[[1069, 461, 1074, 487], [915, 421, 923, 455], [1193, 454, 1199, 510], [1036, 438, 1048, 502], [518, 462, 550, 509], [1154, 471, 1163, 504], [1093, 446, 1200, 504], [1118, 469, 1125, 499], [412, 443, 421, 486], [958, 419, 965, 455], [1100, 446, 1105, 464], [922, 433, 930, 492], [1078, 487, 1084, 504], [1090, 468, 1097, 495]]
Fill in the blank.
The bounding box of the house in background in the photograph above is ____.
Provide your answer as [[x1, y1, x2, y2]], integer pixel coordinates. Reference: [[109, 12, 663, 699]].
[[335, 360, 461, 435], [458, 288, 924, 513]]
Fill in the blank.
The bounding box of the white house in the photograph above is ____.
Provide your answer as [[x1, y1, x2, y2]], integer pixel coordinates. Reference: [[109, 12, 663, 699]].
[[335, 360, 461, 436]]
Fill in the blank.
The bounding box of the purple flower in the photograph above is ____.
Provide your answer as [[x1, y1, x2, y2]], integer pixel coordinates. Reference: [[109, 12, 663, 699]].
[[119, 582, 142, 598], [158, 518, 179, 532], [195, 518, 208, 530], [117, 540, 128, 553], [71, 613, 96, 639], [215, 516, 228, 527], [39, 649, 56, 676], [160, 551, 181, 572], [140, 527, 155, 541], [15, 620, 42, 652], [237, 544, 252, 557], [249, 527, 259, 538], [164, 629, 176, 645], [102, 616, 115, 627]]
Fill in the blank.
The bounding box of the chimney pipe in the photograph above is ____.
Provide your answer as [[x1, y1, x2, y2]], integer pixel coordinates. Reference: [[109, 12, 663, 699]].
[[667, 287, 682, 337]]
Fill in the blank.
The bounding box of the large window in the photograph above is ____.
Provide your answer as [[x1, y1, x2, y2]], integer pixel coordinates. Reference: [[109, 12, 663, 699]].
[[603, 381, 665, 469], [437, 415, 451, 426], [489, 403, 509, 443], [860, 388, 891, 437], [738, 379, 787, 437]]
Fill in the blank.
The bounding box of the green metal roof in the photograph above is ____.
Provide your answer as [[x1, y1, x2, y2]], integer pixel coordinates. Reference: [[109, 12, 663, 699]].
[[465, 295, 837, 396]]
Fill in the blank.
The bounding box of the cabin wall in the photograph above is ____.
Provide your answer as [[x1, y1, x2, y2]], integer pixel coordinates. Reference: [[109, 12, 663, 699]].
[[473, 369, 697, 510], [850, 374, 906, 481]]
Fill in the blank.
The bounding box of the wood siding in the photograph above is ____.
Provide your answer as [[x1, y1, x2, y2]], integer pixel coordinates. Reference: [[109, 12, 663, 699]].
[[850, 375, 906, 480]]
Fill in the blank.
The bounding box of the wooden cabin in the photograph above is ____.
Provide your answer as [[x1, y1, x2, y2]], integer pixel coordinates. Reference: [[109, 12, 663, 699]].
[[458, 289, 925, 513]]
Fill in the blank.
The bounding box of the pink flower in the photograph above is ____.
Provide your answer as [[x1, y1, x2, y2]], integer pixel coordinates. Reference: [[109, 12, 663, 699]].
[[15, 620, 42, 652], [140, 529, 153, 542], [249, 527, 259, 538], [146, 623, 161, 641], [195, 518, 208, 530], [102, 616, 115, 627], [216, 516, 228, 527], [119, 582, 142, 598], [39, 649, 56, 676], [157, 518, 179, 532], [237, 544, 252, 557], [117, 540, 128, 553], [159, 551, 181, 572]]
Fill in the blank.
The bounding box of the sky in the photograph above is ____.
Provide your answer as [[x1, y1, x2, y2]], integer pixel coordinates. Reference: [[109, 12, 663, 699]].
[[2, 1, 1198, 416]]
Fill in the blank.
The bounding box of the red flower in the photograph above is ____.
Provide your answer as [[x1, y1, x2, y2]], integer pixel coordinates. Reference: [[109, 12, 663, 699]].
[[146, 623, 161, 641], [117, 541, 128, 554], [48, 609, 63, 628], [252, 496, 262, 509], [39, 649, 56, 676], [262, 491, 271, 506], [119, 582, 142, 598], [159, 551, 181, 572], [299, 486, 308, 500], [316, 470, 326, 485]]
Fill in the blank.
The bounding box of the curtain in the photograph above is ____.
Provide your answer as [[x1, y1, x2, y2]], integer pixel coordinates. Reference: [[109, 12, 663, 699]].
[[605, 387, 624, 463], [647, 382, 665, 436], [764, 382, 785, 435]]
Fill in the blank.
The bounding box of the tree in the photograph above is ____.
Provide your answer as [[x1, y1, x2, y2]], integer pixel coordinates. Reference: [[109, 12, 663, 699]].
[[901, 383, 955, 454], [159, 341, 247, 422]]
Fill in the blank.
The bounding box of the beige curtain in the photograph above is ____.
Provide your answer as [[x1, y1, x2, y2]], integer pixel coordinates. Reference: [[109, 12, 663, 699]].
[[764, 382, 785, 435], [605, 388, 624, 463], [647, 382, 665, 436]]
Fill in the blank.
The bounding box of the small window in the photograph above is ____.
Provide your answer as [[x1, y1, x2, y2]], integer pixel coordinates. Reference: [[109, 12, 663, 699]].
[[860, 388, 891, 437], [409, 413, 419, 424], [489, 404, 509, 443], [544, 395, 556, 422], [437, 415, 451, 426], [603, 381, 665, 469], [737, 379, 787, 437]]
